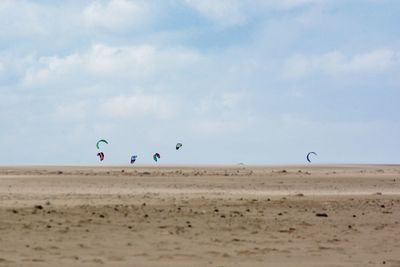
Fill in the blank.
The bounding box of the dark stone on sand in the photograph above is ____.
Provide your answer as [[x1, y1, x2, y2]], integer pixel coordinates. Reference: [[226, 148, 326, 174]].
[[57, 171, 63, 174], [99, 214, 105, 218], [144, 214, 149, 218], [316, 213, 328, 217], [12, 209, 18, 213], [34, 205, 43, 210]]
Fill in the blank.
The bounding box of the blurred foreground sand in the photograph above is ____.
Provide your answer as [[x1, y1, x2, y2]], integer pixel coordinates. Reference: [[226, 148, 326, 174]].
[[1, 165, 400, 267]]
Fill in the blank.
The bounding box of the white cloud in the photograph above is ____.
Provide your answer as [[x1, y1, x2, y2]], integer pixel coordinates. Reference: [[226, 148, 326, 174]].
[[0, 52, 37, 81], [269, 0, 326, 9], [86, 44, 155, 75], [82, 0, 149, 30], [22, 44, 202, 86], [189, 117, 250, 136], [184, 0, 247, 27], [100, 95, 175, 119], [53, 101, 90, 122], [0, 1, 86, 40], [343, 49, 399, 72], [194, 92, 244, 115], [184, 0, 326, 27], [189, 91, 253, 136], [222, 92, 242, 109], [23, 54, 82, 86], [0, 1, 47, 37], [283, 48, 399, 78]]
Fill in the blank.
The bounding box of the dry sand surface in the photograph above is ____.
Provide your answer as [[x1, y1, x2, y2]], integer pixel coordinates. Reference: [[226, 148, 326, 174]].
[[1, 164, 400, 267]]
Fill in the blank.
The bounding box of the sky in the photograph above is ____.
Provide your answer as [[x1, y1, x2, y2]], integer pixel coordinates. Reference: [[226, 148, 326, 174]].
[[0, 0, 399, 164]]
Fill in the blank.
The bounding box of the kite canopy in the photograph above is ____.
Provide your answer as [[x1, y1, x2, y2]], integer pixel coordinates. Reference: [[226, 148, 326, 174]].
[[131, 155, 137, 164], [176, 143, 182, 150], [96, 139, 108, 149], [97, 152, 104, 161], [153, 153, 161, 162], [306, 152, 317, 163]]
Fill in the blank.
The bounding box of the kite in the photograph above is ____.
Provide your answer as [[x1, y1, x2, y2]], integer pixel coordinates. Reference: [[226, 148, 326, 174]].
[[97, 152, 104, 161], [306, 152, 317, 163], [176, 143, 182, 150], [153, 153, 160, 162], [96, 139, 108, 149]]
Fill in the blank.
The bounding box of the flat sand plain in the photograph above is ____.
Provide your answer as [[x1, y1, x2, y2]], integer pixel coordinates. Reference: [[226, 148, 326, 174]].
[[0, 164, 400, 267]]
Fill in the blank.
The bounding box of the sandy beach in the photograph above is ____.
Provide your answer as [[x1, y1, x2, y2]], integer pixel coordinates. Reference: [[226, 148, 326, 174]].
[[1, 164, 400, 266]]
